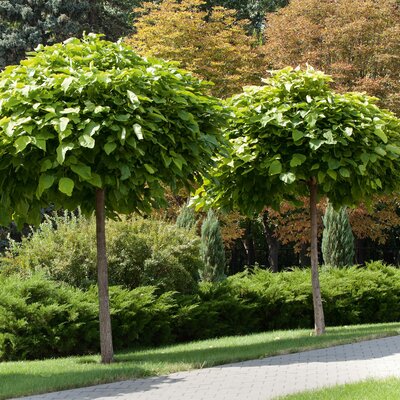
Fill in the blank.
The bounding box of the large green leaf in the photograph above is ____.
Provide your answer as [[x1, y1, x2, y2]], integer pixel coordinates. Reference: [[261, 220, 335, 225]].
[[58, 177, 75, 196]]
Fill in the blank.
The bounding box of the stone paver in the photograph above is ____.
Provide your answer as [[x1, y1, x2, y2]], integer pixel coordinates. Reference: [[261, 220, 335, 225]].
[[16, 335, 400, 400]]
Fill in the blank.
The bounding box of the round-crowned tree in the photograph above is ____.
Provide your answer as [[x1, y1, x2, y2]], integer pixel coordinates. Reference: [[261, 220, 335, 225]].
[[194, 66, 400, 335], [0, 34, 225, 363]]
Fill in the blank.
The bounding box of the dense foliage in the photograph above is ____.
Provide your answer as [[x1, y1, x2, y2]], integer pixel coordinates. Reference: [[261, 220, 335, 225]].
[[128, 0, 264, 97], [1, 262, 400, 361], [0, 0, 139, 69], [0, 33, 225, 227], [200, 210, 226, 281], [263, 0, 400, 114], [1, 214, 202, 294]]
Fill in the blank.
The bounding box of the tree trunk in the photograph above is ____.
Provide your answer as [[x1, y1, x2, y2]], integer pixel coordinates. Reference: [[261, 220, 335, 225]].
[[308, 177, 326, 335], [243, 219, 256, 266], [262, 212, 279, 272], [96, 188, 114, 364]]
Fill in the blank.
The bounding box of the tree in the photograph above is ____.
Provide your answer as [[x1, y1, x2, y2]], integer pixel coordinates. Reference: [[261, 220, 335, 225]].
[[127, 0, 264, 97], [263, 0, 400, 114], [0, 0, 139, 68], [176, 204, 197, 230], [0, 34, 225, 362], [200, 210, 226, 281], [195, 67, 400, 334], [321, 204, 354, 267], [204, 0, 289, 31]]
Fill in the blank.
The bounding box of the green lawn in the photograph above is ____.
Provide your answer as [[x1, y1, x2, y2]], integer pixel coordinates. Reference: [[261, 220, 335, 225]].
[[278, 378, 400, 400], [1, 322, 400, 399]]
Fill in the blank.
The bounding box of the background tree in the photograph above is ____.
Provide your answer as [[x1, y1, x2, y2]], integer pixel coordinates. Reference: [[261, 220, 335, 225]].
[[176, 204, 197, 230], [195, 67, 400, 335], [204, 0, 289, 32], [0, 0, 138, 68], [0, 34, 225, 362], [263, 0, 400, 114], [322, 204, 354, 267], [127, 0, 264, 97], [200, 210, 226, 281]]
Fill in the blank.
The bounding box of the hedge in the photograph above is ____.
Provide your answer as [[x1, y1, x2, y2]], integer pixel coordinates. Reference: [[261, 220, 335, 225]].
[[1, 262, 399, 361]]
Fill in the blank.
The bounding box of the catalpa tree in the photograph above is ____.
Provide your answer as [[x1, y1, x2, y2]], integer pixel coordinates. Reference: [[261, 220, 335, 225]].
[[195, 67, 400, 334], [0, 34, 225, 363]]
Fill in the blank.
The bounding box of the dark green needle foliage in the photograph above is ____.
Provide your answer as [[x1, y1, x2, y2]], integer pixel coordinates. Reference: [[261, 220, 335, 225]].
[[0, 0, 139, 69], [200, 210, 226, 282], [322, 203, 354, 267]]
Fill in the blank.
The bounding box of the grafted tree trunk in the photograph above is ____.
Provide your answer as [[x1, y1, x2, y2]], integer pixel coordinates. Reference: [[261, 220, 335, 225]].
[[96, 188, 114, 363], [262, 212, 280, 272], [308, 177, 326, 335]]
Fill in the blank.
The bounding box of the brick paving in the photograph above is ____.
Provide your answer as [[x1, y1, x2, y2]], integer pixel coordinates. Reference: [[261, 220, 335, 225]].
[[17, 335, 400, 400]]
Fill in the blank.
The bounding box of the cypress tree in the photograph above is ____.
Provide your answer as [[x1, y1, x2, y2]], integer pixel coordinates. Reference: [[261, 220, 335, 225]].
[[322, 203, 355, 267], [176, 204, 196, 230], [200, 210, 226, 282]]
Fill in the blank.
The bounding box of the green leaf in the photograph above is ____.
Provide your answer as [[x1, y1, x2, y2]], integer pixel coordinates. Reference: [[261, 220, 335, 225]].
[[327, 169, 337, 180], [14, 136, 31, 153], [59, 117, 70, 133], [269, 160, 282, 176], [56, 143, 74, 164], [177, 110, 192, 121], [120, 165, 131, 180], [40, 159, 53, 172], [133, 123, 143, 140], [279, 172, 296, 184], [310, 139, 323, 150], [78, 134, 95, 148], [339, 168, 350, 178], [36, 174, 55, 198], [61, 77, 74, 92], [292, 130, 304, 141], [104, 142, 117, 155], [88, 173, 102, 188], [71, 164, 92, 181], [58, 177, 74, 196], [83, 121, 101, 137], [127, 90, 140, 107], [374, 128, 388, 143], [290, 153, 306, 167], [144, 164, 155, 174]]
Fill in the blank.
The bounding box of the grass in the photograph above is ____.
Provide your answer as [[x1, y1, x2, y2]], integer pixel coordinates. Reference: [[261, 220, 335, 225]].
[[1, 322, 400, 399], [278, 378, 400, 399]]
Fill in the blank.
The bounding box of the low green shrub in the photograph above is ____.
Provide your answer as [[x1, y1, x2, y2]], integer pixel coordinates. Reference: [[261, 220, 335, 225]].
[[0, 213, 201, 294], [1, 262, 399, 361]]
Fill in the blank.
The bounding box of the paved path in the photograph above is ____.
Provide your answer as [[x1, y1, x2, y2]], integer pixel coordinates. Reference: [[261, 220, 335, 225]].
[[18, 335, 400, 400]]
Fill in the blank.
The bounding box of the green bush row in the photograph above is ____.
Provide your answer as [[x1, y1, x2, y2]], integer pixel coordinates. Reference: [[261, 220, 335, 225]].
[[1, 262, 399, 361], [0, 214, 202, 294]]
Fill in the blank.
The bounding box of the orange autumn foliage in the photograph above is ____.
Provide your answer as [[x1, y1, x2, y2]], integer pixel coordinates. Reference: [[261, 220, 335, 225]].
[[263, 0, 400, 114]]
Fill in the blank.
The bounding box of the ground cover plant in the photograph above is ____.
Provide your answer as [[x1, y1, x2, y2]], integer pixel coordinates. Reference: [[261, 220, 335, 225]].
[[278, 378, 400, 400], [1, 262, 400, 361], [1, 323, 399, 399]]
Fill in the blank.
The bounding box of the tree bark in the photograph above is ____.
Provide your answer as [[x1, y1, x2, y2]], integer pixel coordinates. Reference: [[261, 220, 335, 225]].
[[308, 177, 326, 335], [96, 188, 114, 363], [242, 219, 256, 266], [262, 212, 280, 272]]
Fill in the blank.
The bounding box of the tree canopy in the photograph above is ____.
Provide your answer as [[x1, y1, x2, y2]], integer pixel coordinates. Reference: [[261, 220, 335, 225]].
[[0, 0, 139, 68], [263, 0, 400, 114], [128, 0, 264, 97], [0, 33, 225, 227], [195, 67, 400, 213]]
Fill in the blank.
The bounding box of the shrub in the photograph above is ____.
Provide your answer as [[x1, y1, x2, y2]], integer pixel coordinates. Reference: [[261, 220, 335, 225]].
[[0, 213, 202, 293], [1, 262, 400, 361]]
